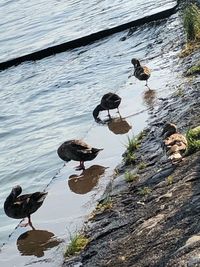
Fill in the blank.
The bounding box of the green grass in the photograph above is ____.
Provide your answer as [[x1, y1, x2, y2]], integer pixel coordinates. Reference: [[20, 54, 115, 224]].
[[138, 162, 147, 170], [183, 4, 200, 42], [65, 234, 89, 257], [138, 187, 151, 196], [124, 171, 139, 183], [96, 197, 113, 212], [137, 130, 146, 141], [123, 133, 145, 165], [123, 151, 136, 165], [180, 4, 200, 57], [186, 126, 200, 155], [89, 197, 113, 221], [186, 64, 200, 76], [167, 175, 174, 185], [126, 136, 140, 153]]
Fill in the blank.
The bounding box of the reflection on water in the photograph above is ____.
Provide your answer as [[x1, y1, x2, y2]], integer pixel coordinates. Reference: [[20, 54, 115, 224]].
[[107, 117, 132, 135], [143, 89, 157, 109], [68, 165, 107, 194], [17, 230, 62, 258]]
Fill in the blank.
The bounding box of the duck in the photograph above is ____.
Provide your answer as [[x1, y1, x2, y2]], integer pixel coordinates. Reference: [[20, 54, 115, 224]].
[[131, 58, 151, 88], [57, 139, 103, 170], [93, 92, 121, 122], [4, 185, 48, 230], [161, 123, 188, 162]]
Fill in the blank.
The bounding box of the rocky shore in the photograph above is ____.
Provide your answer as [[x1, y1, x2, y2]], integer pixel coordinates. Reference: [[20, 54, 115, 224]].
[[63, 2, 200, 267]]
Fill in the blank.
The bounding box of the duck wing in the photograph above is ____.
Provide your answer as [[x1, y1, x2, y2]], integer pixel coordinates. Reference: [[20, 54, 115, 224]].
[[143, 66, 151, 75], [70, 140, 93, 154], [15, 192, 47, 216], [164, 134, 187, 146], [101, 93, 121, 109]]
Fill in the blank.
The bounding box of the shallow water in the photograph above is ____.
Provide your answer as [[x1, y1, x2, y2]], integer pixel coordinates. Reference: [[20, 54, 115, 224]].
[[0, 0, 176, 62], [0, 0, 183, 265]]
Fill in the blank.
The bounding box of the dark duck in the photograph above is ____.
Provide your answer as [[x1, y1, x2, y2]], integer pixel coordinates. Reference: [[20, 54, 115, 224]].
[[4, 185, 48, 230], [93, 92, 121, 122], [131, 58, 151, 89], [57, 139, 103, 170]]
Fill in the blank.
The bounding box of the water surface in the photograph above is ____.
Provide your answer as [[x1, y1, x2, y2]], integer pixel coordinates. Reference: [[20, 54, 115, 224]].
[[0, 0, 176, 62], [0, 1, 183, 266]]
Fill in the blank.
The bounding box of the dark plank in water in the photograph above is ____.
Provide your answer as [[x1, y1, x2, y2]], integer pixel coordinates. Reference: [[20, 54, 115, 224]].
[[0, 4, 178, 71]]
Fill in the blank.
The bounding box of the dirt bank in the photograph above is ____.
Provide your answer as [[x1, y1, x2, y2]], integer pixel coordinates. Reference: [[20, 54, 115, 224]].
[[63, 4, 200, 267]]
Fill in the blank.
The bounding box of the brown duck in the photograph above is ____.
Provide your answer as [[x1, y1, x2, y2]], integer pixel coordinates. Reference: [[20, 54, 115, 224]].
[[4, 185, 48, 230], [93, 92, 121, 122], [131, 58, 151, 88], [57, 139, 103, 170], [161, 123, 188, 162]]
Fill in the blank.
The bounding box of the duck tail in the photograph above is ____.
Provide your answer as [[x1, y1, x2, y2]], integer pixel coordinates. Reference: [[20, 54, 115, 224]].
[[32, 192, 48, 203], [92, 148, 104, 154]]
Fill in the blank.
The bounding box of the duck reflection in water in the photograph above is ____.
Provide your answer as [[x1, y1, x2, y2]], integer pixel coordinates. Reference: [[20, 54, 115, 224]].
[[107, 117, 132, 135], [17, 230, 62, 257], [143, 89, 156, 110], [68, 165, 107, 194]]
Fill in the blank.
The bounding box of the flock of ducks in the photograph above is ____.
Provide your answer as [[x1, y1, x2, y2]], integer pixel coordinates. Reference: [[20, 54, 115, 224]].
[[4, 58, 187, 231]]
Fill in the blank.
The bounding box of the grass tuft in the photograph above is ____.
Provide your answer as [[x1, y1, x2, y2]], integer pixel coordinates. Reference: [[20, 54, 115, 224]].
[[123, 151, 136, 165], [167, 175, 174, 185], [124, 171, 139, 183], [96, 197, 113, 212], [65, 234, 89, 257], [138, 187, 151, 196], [180, 4, 200, 57], [186, 64, 200, 76], [186, 126, 200, 155], [138, 162, 147, 170], [123, 132, 145, 165], [126, 136, 140, 153], [183, 4, 200, 42]]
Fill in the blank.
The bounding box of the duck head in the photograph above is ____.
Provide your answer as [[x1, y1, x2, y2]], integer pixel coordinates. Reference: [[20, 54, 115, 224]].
[[11, 185, 22, 197], [161, 123, 177, 138], [131, 58, 140, 68], [92, 104, 105, 122]]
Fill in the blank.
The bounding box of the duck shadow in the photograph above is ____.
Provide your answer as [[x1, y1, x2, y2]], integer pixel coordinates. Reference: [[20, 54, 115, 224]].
[[107, 117, 132, 135], [96, 116, 132, 135], [68, 165, 108, 194], [17, 229, 62, 257], [142, 89, 157, 110]]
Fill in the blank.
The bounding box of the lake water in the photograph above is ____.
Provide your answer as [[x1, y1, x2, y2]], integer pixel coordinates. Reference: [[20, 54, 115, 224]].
[[0, 0, 181, 266], [0, 0, 176, 62]]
